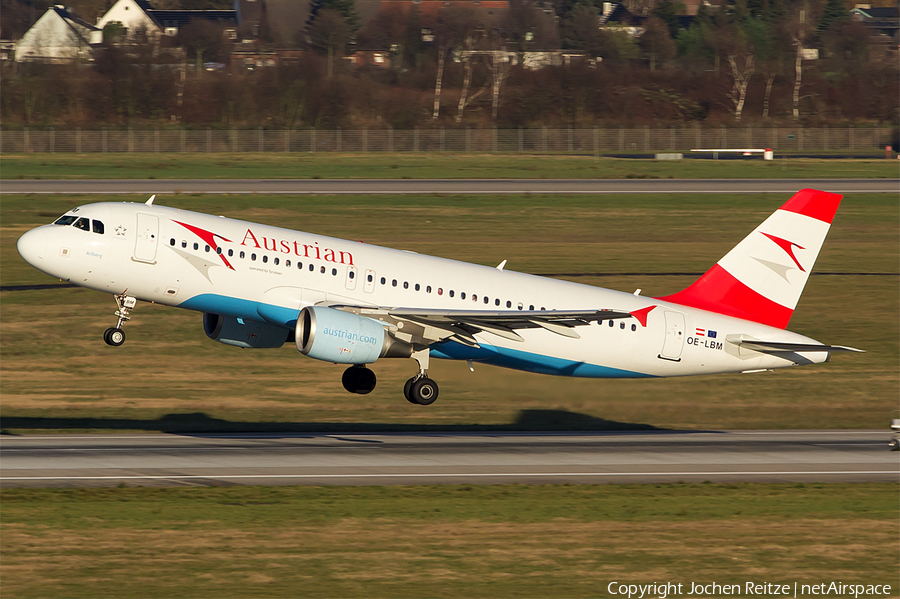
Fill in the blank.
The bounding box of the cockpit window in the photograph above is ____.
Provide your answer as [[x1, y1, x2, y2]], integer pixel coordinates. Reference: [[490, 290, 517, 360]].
[[73, 218, 90, 231], [53, 215, 78, 226], [92, 220, 105, 234]]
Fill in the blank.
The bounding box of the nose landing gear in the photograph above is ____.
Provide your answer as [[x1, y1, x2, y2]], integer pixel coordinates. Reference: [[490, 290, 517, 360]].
[[104, 291, 136, 347]]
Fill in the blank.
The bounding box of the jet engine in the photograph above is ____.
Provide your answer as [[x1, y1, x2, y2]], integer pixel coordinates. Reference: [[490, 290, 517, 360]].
[[203, 313, 290, 349], [296, 306, 412, 364]]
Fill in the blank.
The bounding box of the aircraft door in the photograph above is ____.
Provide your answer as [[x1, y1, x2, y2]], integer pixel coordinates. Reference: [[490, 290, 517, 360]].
[[659, 311, 685, 361], [133, 214, 159, 263], [363, 269, 376, 293], [345, 266, 358, 291]]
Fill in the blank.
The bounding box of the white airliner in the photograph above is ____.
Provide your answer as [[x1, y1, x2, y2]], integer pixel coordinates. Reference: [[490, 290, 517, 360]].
[[17, 188, 861, 405]]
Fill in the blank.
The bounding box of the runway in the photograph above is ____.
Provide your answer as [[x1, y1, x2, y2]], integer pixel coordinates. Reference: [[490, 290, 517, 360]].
[[1, 178, 897, 195], [1, 430, 896, 488]]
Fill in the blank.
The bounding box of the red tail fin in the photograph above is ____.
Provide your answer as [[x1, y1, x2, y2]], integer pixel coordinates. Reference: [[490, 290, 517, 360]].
[[656, 189, 842, 329]]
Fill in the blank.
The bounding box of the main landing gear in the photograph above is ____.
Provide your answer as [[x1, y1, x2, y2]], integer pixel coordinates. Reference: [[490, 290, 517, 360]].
[[103, 291, 136, 347], [403, 348, 439, 406], [342, 365, 377, 395], [341, 349, 440, 405]]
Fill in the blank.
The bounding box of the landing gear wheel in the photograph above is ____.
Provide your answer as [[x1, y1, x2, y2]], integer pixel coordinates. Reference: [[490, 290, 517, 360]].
[[342, 366, 376, 395], [403, 378, 416, 404], [408, 377, 439, 405], [105, 290, 136, 347], [104, 327, 125, 347]]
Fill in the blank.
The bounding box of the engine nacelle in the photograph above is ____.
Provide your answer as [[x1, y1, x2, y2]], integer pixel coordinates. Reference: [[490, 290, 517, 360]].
[[296, 306, 412, 364], [203, 313, 290, 349]]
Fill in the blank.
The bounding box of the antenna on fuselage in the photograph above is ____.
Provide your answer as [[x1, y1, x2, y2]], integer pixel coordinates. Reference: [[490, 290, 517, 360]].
[[145, 195, 156, 206], [496, 260, 507, 271]]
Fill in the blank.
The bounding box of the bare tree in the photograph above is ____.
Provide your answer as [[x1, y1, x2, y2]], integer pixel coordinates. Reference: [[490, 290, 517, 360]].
[[726, 54, 754, 122], [433, 4, 478, 120], [782, 5, 816, 120]]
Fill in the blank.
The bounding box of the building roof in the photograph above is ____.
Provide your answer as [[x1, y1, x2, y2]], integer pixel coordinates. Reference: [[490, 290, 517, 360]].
[[378, 0, 510, 27], [850, 6, 899, 19], [147, 9, 238, 29]]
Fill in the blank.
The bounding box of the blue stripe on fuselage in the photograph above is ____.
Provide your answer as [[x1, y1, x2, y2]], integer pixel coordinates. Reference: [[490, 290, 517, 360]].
[[178, 293, 297, 328], [431, 341, 653, 378]]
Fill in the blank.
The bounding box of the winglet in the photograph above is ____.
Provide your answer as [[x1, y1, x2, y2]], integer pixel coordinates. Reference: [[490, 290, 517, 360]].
[[145, 195, 156, 206]]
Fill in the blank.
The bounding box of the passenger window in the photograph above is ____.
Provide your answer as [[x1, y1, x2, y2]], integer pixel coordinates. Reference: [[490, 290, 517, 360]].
[[403, 282, 409, 289], [461, 292, 466, 300], [517, 303, 523, 310], [349, 271, 355, 279], [631, 324, 637, 331], [414, 283, 420, 291], [620, 322, 625, 329], [193, 243, 199, 250], [320, 266, 325, 273], [529, 305, 534, 311], [205, 245, 210, 253], [332, 268, 337, 276], [286, 260, 291, 267], [367, 274, 373, 282], [251, 253, 257, 261], [240, 251, 245, 259], [381, 277, 386, 285], [273, 257, 279, 265], [484, 297, 489, 304], [217, 247, 222, 255], [182, 241, 187, 248], [495, 299, 500, 306], [449, 290, 455, 298], [309, 264, 314, 271], [426, 286, 432, 293], [262, 255, 268, 263], [392, 279, 397, 287], [74, 218, 90, 231], [53, 215, 78, 226], [506, 301, 512, 308], [609, 320, 614, 327], [228, 249, 233, 257], [92, 220, 105, 234], [170, 238, 175, 246]]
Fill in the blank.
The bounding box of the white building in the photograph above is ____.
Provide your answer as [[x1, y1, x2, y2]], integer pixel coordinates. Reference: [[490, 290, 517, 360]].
[[14, 5, 101, 63], [95, 0, 161, 39]]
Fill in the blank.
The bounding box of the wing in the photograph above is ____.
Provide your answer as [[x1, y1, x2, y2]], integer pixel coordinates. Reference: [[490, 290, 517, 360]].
[[329, 305, 635, 347]]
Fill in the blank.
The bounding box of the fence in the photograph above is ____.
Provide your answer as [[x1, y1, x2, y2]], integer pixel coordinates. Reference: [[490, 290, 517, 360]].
[[0, 127, 892, 154]]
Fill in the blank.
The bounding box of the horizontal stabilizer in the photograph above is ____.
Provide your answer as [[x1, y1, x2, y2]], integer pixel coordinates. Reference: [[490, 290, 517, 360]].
[[726, 335, 864, 354]]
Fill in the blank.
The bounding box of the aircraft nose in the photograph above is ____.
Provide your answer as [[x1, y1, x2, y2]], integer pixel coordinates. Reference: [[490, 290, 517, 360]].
[[17, 227, 48, 267]]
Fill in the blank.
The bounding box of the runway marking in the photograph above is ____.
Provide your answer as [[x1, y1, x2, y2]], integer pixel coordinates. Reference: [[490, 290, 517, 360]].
[[3, 470, 898, 482]]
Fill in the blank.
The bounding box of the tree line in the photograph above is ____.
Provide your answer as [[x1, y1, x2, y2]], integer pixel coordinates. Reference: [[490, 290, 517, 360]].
[[1, 0, 896, 128]]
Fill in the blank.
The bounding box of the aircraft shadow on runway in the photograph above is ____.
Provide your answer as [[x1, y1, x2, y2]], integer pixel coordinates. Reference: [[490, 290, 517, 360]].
[[0, 409, 660, 435]]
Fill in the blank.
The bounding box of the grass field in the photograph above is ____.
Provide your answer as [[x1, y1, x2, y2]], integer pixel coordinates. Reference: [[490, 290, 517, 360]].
[[1, 153, 898, 180], [2, 483, 897, 597], [2, 192, 896, 432]]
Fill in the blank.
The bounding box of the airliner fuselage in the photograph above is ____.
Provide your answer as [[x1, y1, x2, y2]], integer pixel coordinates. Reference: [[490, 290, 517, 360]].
[[16, 191, 859, 405]]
